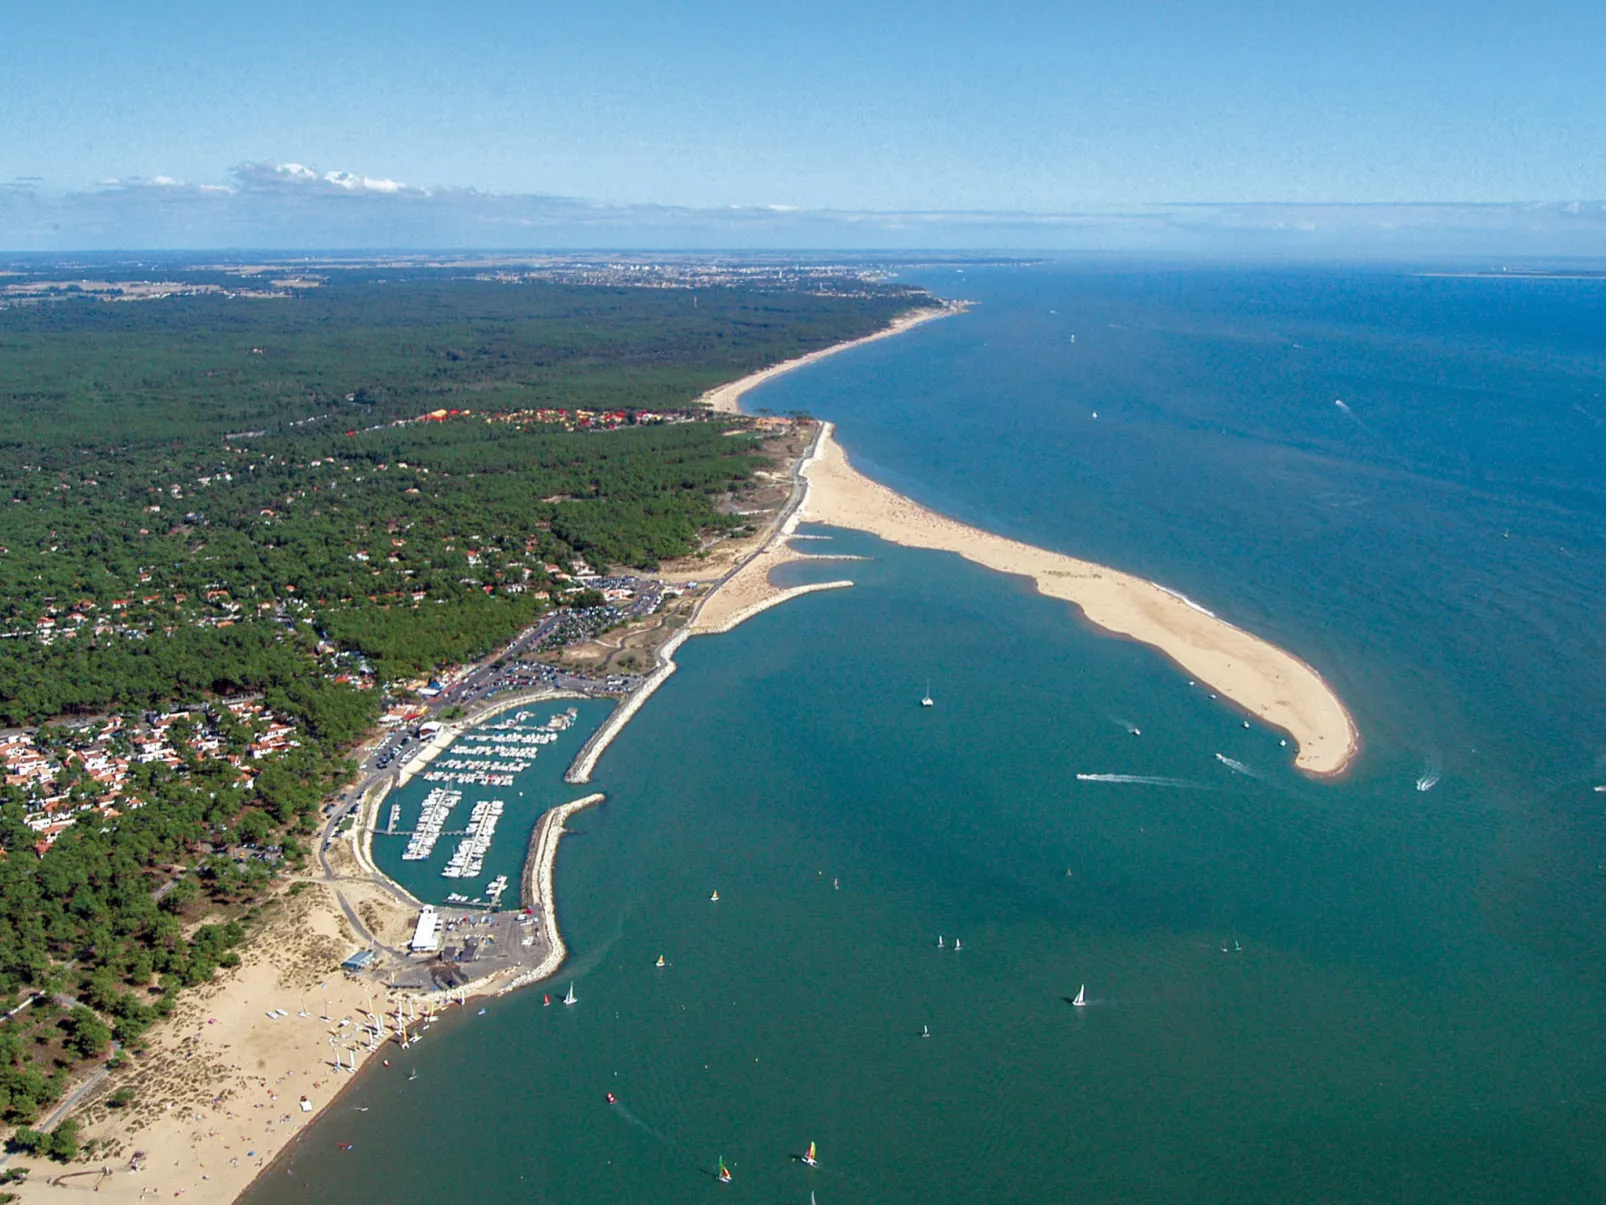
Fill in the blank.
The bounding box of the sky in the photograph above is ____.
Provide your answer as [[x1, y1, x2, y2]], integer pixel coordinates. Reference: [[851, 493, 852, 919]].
[[3, 1, 1605, 250]]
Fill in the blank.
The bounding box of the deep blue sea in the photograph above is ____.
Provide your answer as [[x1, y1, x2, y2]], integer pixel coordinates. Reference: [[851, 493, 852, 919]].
[[249, 263, 1606, 1204]]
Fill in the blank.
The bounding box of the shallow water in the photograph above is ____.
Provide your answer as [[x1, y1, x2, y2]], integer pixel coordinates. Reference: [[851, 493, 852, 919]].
[[248, 263, 1606, 1204]]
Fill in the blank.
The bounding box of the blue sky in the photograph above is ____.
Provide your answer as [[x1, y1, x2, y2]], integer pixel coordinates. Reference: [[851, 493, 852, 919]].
[[5, 0, 1604, 208]]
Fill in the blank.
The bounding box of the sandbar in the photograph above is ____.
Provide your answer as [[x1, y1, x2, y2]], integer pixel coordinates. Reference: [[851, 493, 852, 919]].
[[800, 424, 1359, 776]]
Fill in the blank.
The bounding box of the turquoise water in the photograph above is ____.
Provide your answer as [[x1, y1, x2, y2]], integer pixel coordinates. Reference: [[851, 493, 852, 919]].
[[370, 699, 615, 909], [249, 264, 1606, 1203]]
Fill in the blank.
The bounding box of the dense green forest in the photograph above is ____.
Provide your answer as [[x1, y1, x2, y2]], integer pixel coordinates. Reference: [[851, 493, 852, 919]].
[[0, 269, 929, 716], [0, 265, 933, 1132]]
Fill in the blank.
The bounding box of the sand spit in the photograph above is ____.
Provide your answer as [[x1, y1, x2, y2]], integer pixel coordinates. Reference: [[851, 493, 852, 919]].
[[801, 424, 1359, 777], [697, 302, 965, 415], [689, 512, 853, 635], [693, 579, 854, 635]]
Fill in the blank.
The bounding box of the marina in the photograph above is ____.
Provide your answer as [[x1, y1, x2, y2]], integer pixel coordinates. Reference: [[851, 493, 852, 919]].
[[401, 788, 461, 861], [244, 265, 1606, 1205], [371, 700, 614, 912], [441, 798, 505, 879]]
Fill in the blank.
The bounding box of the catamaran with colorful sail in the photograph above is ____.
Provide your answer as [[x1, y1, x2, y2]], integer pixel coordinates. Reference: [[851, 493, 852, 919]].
[[801, 1140, 818, 1167], [717, 1155, 733, 1184]]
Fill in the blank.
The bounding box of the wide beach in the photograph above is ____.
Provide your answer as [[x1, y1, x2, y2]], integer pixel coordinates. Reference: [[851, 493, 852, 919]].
[[233, 263, 1606, 1205], [12, 883, 415, 1205]]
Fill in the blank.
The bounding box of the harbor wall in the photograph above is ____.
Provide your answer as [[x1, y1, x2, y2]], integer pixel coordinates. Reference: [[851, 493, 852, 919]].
[[501, 792, 607, 994]]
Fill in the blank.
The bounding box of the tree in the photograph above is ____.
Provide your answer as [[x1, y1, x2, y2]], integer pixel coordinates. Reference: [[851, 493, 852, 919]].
[[158, 879, 201, 914], [62, 1006, 111, 1060]]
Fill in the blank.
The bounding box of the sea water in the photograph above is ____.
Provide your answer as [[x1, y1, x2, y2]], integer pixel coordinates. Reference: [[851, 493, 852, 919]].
[[247, 263, 1606, 1203]]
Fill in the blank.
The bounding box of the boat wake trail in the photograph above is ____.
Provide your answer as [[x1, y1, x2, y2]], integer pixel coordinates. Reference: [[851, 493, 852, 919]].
[[1076, 773, 1207, 789], [1109, 716, 1143, 736], [1214, 753, 1262, 779], [1416, 748, 1442, 792], [609, 1100, 679, 1150]]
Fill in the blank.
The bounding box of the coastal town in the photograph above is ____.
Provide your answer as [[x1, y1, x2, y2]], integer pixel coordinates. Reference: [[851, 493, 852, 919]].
[[0, 399, 824, 1198]]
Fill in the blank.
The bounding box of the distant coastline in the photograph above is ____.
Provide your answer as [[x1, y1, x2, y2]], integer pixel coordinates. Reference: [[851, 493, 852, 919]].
[[697, 301, 968, 415]]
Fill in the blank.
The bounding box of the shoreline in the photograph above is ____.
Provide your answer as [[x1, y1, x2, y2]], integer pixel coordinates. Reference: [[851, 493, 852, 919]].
[[697, 301, 966, 415], [24, 291, 1356, 1202], [13, 884, 433, 1205], [799, 424, 1360, 776]]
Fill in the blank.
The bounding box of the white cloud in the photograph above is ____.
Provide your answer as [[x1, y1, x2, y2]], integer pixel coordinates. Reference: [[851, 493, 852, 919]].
[[322, 170, 404, 194], [6, 166, 1604, 255]]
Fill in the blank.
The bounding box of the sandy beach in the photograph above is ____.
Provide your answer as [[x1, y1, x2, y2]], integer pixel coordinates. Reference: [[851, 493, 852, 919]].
[[13, 883, 428, 1205], [800, 424, 1359, 776], [697, 302, 964, 415]]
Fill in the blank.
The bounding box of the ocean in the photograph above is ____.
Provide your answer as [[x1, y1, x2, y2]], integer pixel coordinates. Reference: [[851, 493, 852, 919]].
[[246, 262, 1606, 1203]]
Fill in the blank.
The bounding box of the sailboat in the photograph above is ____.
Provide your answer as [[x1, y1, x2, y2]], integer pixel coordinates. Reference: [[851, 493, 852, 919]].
[[709, 890, 720, 902], [921, 1023, 931, 1038], [921, 679, 934, 707], [564, 982, 577, 1006], [801, 1140, 818, 1167], [656, 954, 667, 968], [408, 1068, 417, 1082], [937, 935, 944, 948], [1072, 984, 1087, 1008], [953, 939, 961, 952], [716, 1155, 733, 1184]]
